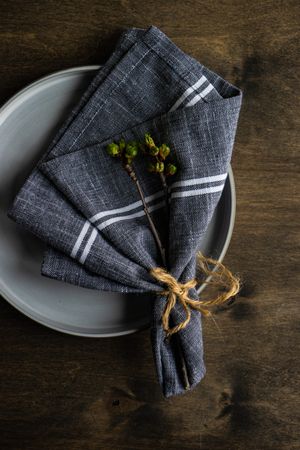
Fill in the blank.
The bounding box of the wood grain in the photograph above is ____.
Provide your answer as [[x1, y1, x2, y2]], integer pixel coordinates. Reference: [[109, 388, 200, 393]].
[[0, 1, 299, 449]]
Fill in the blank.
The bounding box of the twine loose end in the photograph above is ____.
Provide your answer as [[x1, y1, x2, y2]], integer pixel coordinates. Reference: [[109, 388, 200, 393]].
[[150, 254, 240, 336]]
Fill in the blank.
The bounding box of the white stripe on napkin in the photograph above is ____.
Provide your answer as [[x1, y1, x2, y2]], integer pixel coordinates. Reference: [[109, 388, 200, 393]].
[[71, 220, 90, 258], [71, 173, 226, 262], [78, 201, 165, 263], [77, 182, 225, 262], [170, 184, 225, 199], [89, 189, 164, 224], [185, 83, 214, 107], [71, 174, 227, 260], [79, 228, 98, 264], [97, 200, 165, 231], [170, 173, 227, 189], [169, 75, 207, 112]]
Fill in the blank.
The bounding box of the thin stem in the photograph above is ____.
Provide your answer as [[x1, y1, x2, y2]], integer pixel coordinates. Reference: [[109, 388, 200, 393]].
[[124, 163, 167, 268], [159, 172, 169, 218], [172, 333, 190, 390], [159, 171, 170, 266], [117, 143, 190, 391], [159, 169, 190, 392]]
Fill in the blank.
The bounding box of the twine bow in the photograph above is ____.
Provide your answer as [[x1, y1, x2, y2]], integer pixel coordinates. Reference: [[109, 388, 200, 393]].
[[150, 255, 240, 337]]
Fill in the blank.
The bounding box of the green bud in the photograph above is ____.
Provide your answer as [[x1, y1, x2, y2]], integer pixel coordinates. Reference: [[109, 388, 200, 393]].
[[165, 163, 177, 176], [148, 162, 164, 173], [125, 141, 138, 159], [119, 138, 126, 152], [149, 146, 159, 156], [148, 161, 165, 173], [156, 161, 164, 173], [107, 142, 120, 157], [145, 133, 156, 149], [159, 144, 170, 160]]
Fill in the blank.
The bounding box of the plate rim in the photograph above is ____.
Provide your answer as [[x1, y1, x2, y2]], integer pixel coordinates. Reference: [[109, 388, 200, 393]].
[[0, 66, 236, 338]]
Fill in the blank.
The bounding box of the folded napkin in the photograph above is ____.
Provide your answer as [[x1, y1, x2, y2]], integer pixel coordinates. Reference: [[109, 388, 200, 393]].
[[8, 26, 242, 397]]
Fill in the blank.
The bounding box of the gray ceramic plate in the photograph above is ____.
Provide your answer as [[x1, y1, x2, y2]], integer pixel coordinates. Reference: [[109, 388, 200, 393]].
[[0, 66, 236, 337]]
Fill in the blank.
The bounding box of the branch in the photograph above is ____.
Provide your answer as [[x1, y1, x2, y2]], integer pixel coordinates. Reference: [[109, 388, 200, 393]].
[[124, 163, 167, 268]]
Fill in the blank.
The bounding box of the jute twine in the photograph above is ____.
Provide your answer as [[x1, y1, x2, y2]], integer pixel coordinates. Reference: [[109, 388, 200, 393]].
[[150, 252, 240, 337]]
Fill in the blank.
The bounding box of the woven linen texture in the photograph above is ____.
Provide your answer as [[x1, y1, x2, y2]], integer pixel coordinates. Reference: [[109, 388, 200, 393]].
[[8, 26, 242, 397]]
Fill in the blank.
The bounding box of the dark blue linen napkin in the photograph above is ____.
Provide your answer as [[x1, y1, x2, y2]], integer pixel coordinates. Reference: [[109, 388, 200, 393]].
[[8, 26, 242, 397]]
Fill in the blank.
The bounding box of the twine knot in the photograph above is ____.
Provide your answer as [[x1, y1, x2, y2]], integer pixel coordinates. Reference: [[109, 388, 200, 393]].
[[150, 267, 211, 337], [150, 255, 240, 337]]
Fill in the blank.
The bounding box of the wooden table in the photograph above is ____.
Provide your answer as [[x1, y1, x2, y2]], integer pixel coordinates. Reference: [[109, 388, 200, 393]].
[[0, 1, 299, 449]]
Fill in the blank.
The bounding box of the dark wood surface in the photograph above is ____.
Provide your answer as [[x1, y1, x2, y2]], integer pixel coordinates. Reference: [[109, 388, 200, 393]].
[[0, 1, 299, 449]]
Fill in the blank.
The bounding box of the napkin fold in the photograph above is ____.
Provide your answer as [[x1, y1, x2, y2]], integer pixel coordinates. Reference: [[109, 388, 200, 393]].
[[8, 26, 242, 397]]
